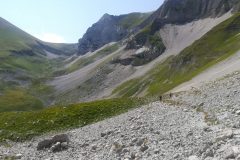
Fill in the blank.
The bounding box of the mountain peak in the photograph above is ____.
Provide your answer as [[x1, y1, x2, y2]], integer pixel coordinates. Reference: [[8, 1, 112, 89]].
[[101, 13, 111, 18], [99, 13, 112, 21], [78, 12, 151, 55]]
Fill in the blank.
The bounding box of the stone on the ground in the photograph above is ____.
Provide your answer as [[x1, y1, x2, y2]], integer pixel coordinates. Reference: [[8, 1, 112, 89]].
[[188, 155, 199, 160], [37, 139, 53, 150], [15, 153, 23, 159], [216, 129, 233, 141]]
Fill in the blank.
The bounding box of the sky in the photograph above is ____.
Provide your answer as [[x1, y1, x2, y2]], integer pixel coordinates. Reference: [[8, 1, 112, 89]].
[[0, 0, 164, 43]]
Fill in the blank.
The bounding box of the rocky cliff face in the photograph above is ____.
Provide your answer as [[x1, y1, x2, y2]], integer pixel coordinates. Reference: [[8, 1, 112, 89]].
[[141, 0, 240, 30], [78, 13, 150, 55], [127, 0, 240, 51], [78, 14, 126, 55]]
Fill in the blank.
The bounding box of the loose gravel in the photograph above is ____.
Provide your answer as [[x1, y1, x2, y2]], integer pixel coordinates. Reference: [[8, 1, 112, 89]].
[[1, 71, 240, 160]]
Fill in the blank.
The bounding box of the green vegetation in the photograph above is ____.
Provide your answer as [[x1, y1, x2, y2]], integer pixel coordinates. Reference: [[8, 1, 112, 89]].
[[113, 13, 240, 97], [133, 25, 152, 46], [131, 33, 166, 66], [0, 18, 77, 112], [0, 18, 76, 56], [1, 156, 16, 160], [0, 54, 54, 112], [0, 53, 56, 112], [0, 98, 144, 142], [149, 34, 165, 52], [0, 19, 50, 75], [0, 55, 52, 76], [0, 19, 36, 52], [112, 79, 149, 97], [123, 25, 166, 66], [0, 89, 43, 112], [127, 25, 165, 51], [119, 12, 152, 29]]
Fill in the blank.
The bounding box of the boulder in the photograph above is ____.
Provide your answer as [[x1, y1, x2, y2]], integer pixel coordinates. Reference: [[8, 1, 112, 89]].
[[188, 155, 200, 160], [111, 141, 124, 154], [15, 154, 23, 159], [37, 139, 53, 150], [51, 142, 68, 153], [236, 110, 240, 115], [216, 129, 233, 141], [51, 134, 70, 144], [140, 145, 149, 152], [136, 138, 146, 146], [223, 146, 240, 159], [37, 134, 70, 151]]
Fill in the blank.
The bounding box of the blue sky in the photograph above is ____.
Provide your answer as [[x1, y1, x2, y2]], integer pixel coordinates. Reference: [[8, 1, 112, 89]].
[[0, 0, 163, 43]]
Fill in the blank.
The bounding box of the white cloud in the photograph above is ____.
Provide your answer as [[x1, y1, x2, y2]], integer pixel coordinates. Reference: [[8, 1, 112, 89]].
[[37, 33, 66, 43]]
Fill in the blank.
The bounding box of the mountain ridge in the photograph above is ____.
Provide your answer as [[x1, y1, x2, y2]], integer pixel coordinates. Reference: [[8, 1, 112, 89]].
[[127, 0, 240, 51], [0, 17, 78, 111], [77, 0, 240, 63]]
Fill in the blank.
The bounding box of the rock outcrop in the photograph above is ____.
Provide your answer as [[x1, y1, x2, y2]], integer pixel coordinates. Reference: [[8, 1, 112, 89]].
[[78, 13, 150, 55], [140, 0, 240, 31], [37, 134, 70, 151]]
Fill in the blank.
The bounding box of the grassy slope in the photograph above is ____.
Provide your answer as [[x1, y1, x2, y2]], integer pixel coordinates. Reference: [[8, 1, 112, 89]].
[[119, 12, 152, 29], [0, 18, 37, 52], [0, 98, 144, 141], [0, 18, 50, 75], [113, 13, 240, 97], [0, 18, 72, 112], [0, 18, 74, 76], [0, 90, 43, 112]]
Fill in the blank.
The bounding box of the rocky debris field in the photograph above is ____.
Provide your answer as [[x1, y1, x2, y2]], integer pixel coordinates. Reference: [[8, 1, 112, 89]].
[[1, 71, 240, 160]]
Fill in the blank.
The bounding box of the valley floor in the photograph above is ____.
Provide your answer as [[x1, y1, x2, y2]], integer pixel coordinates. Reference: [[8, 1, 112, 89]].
[[1, 71, 240, 159]]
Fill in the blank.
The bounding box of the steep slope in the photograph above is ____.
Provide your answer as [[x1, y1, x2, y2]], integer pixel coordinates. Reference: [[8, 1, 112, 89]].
[[121, 12, 232, 83], [0, 17, 77, 112], [77, 0, 240, 56], [52, 12, 232, 103], [11, 0, 239, 105], [51, 43, 127, 104], [101, 0, 240, 69], [127, 0, 240, 52], [113, 13, 240, 97], [0, 17, 77, 77], [0, 17, 77, 57], [78, 12, 151, 55], [171, 49, 240, 93], [139, 0, 240, 30]]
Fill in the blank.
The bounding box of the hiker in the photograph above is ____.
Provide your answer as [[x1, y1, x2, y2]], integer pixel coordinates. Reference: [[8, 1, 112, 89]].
[[169, 93, 172, 98], [159, 95, 162, 101]]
